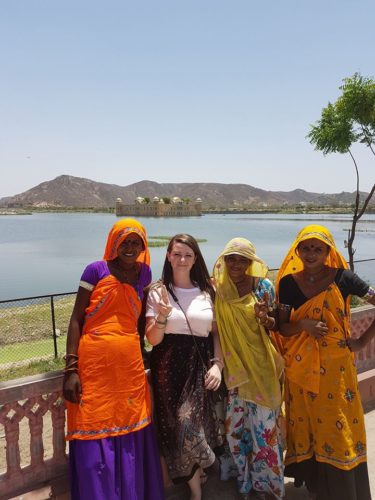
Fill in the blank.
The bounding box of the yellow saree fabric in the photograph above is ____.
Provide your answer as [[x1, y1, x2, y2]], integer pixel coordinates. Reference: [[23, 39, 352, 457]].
[[283, 283, 367, 469], [215, 292, 283, 409], [276, 225, 367, 470], [214, 238, 283, 410]]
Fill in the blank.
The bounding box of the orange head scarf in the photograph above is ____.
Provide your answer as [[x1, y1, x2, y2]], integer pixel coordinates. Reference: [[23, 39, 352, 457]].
[[103, 218, 150, 265], [276, 224, 348, 292]]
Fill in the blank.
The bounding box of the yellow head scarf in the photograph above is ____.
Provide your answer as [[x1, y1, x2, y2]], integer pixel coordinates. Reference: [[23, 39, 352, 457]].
[[213, 238, 283, 409], [276, 224, 348, 290], [213, 238, 268, 302]]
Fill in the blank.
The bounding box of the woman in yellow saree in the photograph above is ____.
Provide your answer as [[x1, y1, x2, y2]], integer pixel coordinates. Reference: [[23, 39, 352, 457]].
[[214, 238, 284, 499], [276, 225, 375, 500]]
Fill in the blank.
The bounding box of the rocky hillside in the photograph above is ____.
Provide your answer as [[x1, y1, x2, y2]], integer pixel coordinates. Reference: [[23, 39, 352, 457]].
[[0, 175, 372, 209]]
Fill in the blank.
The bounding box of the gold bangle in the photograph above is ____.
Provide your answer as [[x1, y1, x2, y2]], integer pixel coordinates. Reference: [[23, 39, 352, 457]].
[[65, 359, 78, 366], [63, 353, 78, 360], [264, 317, 276, 329]]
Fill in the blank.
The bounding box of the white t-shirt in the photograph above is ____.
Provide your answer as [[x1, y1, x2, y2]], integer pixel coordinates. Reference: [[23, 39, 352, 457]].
[[146, 286, 214, 337]]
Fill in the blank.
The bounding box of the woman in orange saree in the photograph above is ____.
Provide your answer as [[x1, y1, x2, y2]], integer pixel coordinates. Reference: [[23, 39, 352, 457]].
[[63, 218, 164, 500], [276, 225, 375, 500]]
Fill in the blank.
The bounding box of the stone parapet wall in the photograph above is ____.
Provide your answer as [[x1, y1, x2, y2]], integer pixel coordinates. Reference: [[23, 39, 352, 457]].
[[0, 372, 67, 499], [351, 305, 375, 373], [0, 305, 374, 499]]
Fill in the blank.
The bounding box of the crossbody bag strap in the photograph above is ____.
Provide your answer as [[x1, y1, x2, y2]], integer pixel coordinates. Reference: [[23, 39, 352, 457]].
[[168, 285, 209, 375]]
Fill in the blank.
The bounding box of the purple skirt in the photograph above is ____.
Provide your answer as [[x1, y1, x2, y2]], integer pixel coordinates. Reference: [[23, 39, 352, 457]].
[[69, 423, 165, 500]]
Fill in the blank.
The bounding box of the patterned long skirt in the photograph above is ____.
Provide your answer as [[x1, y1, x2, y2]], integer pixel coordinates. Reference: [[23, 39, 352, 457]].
[[226, 389, 284, 499], [150, 333, 222, 483]]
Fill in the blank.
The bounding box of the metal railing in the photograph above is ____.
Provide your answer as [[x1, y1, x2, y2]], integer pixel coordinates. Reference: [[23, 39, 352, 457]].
[[0, 257, 374, 372], [0, 292, 76, 370]]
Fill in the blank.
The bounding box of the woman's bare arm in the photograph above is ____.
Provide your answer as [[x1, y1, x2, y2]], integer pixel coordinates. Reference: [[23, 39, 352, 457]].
[[63, 287, 91, 403], [278, 307, 328, 339], [205, 321, 223, 391]]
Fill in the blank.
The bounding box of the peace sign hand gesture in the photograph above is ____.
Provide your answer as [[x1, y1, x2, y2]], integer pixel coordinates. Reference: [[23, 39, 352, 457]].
[[152, 282, 173, 320]]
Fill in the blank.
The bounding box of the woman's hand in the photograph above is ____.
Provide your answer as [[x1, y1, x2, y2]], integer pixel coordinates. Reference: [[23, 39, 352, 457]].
[[154, 284, 172, 320], [204, 364, 222, 391], [254, 299, 269, 322], [146, 283, 172, 346], [63, 372, 82, 403], [301, 319, 328, 339], [255, 293, 276, 330]]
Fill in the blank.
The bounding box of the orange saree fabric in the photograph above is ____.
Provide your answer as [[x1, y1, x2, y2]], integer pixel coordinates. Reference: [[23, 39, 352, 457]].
[[66, 275, 151, 440], [279, 282, 367, 470]]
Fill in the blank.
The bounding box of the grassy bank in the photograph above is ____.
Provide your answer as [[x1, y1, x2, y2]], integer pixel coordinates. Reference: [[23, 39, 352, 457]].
[[0, 295, 75, 346], [0, 356, 65, 382]]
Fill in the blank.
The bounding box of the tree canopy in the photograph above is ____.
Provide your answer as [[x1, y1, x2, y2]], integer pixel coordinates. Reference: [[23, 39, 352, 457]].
[[308, 73, 375, 270]]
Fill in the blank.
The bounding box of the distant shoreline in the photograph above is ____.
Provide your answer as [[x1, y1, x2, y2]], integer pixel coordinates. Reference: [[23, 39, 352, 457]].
[[1, 206, 375, 216]]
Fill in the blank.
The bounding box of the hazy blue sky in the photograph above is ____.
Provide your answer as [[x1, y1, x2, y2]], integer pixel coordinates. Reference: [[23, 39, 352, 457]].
[[1, 0, 374, 198]]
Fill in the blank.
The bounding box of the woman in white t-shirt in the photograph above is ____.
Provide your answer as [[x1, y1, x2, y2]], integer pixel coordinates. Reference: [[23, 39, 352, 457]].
[[146, 234, 224, 500]]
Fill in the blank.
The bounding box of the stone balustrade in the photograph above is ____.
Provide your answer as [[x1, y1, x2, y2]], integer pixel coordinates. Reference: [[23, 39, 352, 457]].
[[0, 371, 67, 499], [0, 305, 374, 499]]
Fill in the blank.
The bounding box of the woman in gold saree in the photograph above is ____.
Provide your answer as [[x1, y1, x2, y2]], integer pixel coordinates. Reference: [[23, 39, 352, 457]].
[[213, 238, 284, 499], [276, 224, 375, 500]]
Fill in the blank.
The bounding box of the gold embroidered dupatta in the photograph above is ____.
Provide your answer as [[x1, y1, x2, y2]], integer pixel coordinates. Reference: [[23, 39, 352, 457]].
[[280, 283, 351, 393], [276, 224, 350, 393]]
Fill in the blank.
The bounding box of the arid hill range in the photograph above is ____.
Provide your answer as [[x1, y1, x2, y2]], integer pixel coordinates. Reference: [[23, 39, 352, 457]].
[[1, 175, 373, 210]]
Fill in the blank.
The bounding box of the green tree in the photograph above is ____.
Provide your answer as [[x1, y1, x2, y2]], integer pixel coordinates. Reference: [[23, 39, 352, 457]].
[[162, 197, 170, 204], [308, 73, 375, 270], [144, 197, 150, 204]]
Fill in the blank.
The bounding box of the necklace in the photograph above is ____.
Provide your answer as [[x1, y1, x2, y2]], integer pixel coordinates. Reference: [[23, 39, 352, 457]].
[[303, 267, 326, 283], [234, 276, 253, 296], [111, 261, 139, 285]]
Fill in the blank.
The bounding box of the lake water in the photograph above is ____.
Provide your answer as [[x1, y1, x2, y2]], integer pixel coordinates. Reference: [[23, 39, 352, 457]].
[[0, 212, 374, 301]]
